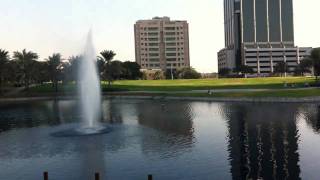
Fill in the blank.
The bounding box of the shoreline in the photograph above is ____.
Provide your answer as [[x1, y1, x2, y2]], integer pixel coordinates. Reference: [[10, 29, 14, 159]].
[[1, 94, 320, 103]]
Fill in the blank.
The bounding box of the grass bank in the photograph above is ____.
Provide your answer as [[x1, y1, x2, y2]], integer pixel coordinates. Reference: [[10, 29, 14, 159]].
[[109, 77, 315, 91], [17, 77, 319, 98], [29, 77, 315, 93]]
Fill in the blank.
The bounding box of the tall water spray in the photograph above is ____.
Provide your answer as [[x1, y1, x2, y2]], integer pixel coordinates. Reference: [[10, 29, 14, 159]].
[[78, 30, 101, 128]]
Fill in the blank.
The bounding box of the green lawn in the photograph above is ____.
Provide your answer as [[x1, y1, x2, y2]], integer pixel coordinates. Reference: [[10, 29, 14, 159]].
[[30, 77, 316, 92], [109, 77, 315, 91]]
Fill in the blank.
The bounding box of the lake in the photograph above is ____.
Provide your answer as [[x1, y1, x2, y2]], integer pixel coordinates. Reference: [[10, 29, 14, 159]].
[[0, 99, 320, 180]]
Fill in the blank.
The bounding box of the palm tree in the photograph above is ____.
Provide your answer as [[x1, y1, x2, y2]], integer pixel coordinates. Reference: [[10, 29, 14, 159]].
[[99, 50, 116, 87], [46, 53, 62, 92], [13, 49, 39, 90], [0, 49, 10, 95]]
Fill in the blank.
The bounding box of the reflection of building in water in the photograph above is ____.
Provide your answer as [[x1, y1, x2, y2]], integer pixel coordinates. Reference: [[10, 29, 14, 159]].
[[136, 100, 195, 157], [137, 100, 194, 136], [299, 105, 320, 133], [222, 103, 301, 180], [101, 100, 124, 124]]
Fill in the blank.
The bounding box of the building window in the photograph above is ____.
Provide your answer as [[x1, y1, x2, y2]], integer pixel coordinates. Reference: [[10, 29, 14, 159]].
[[243, 0, 255, 42], [256, 0, 268, 42], [149, 43, 159, 46], [166, 48, 176, 51], [165, 32, 176, 35], [166, 37, 176, 41], [148, 32, 158, 36], [165, 27, 175, 30], [166, 53, 176, 56], [149, 53, 159, 57], [149, 58, 159, 62], [149, 48, 159, 51], [148, 27, 158, 31], [281, 0, 294, 42], [166, 42, 176, 46], [167, 58, 176, 62], [148, 38, 159, 41], [269, 0, 281, 42]]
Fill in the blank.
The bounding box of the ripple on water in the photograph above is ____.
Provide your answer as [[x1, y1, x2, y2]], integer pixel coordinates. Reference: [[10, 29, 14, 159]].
[[50, 125, 112, 137]]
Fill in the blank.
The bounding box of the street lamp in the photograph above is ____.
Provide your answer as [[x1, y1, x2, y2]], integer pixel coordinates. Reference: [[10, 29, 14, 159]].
[[171, 63, 174, 80]]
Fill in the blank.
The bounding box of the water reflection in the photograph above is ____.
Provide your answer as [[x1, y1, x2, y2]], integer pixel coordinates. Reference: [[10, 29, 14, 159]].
[[101, 100, 124, 124], [299, 105, 320, 133], [222, 103, 301, 180], [135, 100, 195, 158], [2, 100, 320, 179], [136, 100, 194, 136], [0, 100, 78, 133], [78, 136, 107, 180]]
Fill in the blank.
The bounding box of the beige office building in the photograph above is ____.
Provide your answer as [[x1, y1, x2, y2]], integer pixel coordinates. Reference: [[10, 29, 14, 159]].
[[134, 17, 190, 71]]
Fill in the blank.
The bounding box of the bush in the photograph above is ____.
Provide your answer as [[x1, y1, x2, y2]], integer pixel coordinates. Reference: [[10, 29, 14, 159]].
[[176, 67, 201, 79], [153, 70, 165, 80]]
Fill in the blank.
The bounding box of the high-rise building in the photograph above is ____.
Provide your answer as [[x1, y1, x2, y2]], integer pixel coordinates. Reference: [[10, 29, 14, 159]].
[[134, 17, 190, 71], [218, 0, 311, 75]]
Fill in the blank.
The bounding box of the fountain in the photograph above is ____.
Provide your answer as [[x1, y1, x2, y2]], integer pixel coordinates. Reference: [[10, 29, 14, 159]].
[[52, 30, 110, 137], [78, 30, 101, 128]]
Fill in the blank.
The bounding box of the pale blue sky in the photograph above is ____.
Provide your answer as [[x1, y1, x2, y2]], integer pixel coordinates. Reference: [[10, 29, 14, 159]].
[[0, 0, 319, 72]]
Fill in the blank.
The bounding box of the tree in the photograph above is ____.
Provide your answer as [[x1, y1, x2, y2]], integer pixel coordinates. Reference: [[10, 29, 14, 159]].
[[97, 57, 106, 79], [0, 49, 9, 94], [13, 49, 39, 90], [218, 68, 231, 77], [46, 53, 62, 92], [165, 69, 178, 79], [233, 65, 254, 77], [239, 65, 254, 75], [153, 70, 165, 80], [32, 61, 50, 85], [309, 48, 320, 79], [5, 60, 20, 86], [176, 67, 201, 79], [274, 61, 288, 77], [99, 50, 116, 87], [67, 55, 83, 82], [294, 58, 313, 76], [122, 61, 142, 80], [109, 60, 124, 80]]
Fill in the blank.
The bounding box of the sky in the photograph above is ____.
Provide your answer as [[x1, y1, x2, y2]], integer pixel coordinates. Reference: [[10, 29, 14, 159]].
[[0, 0, 319, 73]]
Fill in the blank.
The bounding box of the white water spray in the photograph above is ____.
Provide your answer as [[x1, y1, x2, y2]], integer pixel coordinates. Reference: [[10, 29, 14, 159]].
[[78, 30, 101, 128]]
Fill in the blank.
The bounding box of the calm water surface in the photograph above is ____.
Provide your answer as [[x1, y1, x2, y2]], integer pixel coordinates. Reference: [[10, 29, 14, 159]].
[[0, 99, 320, 180]]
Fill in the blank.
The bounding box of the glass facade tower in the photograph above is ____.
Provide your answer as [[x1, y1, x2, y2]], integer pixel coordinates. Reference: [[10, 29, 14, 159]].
[[219, 0, 310, 75], [224, 0, 295, 46]]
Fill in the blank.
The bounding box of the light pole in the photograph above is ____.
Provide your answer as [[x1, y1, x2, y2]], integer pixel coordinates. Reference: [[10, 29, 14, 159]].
[[171, 63, 174, 80]]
